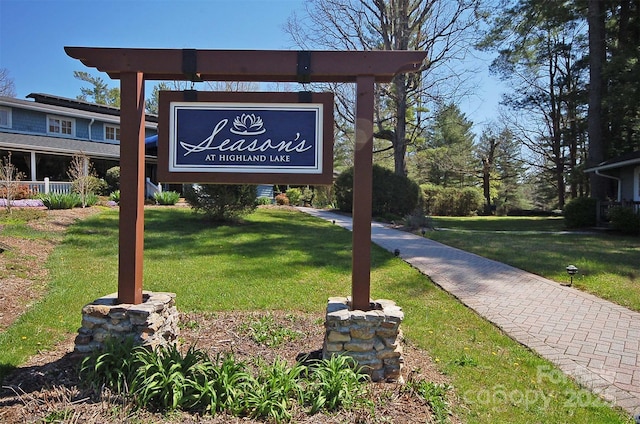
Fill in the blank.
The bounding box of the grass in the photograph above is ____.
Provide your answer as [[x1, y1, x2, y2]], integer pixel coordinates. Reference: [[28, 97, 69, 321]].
[[429, 216, 640, 312], [0, 207, 635, 423]]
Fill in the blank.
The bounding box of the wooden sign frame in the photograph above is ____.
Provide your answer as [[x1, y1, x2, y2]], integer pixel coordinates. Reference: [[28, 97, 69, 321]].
[[157, 91, 334, 185]]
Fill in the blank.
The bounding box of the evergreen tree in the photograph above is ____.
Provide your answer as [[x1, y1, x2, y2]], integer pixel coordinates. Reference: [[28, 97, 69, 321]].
[[74, 71, 120, 107], [417, 103, 476, 187]]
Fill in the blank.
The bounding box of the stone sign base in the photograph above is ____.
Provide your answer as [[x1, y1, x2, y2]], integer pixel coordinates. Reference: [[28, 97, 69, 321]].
[[74, 291, 179, 354], [323, 297, 404, 382]]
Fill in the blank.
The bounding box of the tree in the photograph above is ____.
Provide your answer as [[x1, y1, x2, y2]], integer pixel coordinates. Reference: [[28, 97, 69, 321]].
[[0, 152, 24, 214], [67, 152, 98, 208], [0, 68, 16, 97], [480, 0, 588, 208], [286, 0, 482, 176], [601, 0, 640, 157], [412, 103, 476, 187], [74, 71, 120, 106], [586, 0, 607, 199], [475, 124, 526, 214]]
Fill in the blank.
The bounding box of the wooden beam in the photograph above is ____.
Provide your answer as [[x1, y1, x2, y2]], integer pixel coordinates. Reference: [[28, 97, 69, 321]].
[[64, 48, 426, 83], [117, 72, 145, 305]]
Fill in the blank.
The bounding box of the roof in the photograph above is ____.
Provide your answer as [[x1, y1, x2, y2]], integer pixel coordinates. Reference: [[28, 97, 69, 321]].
[[0, 94, 158, 127], [584, 151, 640, 173], [0, 130, 155, 161], [27, 93, 159, 123]]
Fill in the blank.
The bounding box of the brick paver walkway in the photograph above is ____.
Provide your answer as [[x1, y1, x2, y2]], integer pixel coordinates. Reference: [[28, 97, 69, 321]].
[[299, 208, 640, 416]]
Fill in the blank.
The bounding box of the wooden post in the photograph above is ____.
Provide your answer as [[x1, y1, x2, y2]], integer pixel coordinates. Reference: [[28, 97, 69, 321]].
[[351, 75, 375, 311], [118, 72, 145, 304]]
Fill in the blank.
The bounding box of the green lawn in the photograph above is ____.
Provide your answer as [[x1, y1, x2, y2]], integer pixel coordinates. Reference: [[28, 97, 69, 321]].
[[0, 208, 634, 423], [429, 216, 640, 312]]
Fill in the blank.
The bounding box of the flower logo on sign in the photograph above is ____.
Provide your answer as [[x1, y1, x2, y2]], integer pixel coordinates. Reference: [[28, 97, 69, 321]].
[[230, 113, 266, 135]]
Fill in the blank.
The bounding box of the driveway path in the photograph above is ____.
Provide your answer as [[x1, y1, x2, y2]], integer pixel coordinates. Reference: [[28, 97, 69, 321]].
[[299, 207, 640, 416]]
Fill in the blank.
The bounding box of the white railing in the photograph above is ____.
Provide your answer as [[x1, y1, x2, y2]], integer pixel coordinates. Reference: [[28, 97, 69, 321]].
[[146, 177, 162, 198], [24, 178, 73, 195]]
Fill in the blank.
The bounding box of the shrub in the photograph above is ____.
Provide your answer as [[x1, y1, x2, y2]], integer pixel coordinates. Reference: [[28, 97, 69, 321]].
[[105, 166, 120, 193], [404, 208, 432, 230], [300, 187, 314, 206], [109, 190, 120, 203], [312, 185, 335, 208], [456, 187, 484, 216], [84, 193, 99, 207], [608, 206, 640, 235], [256, 196, 272, 205], [183, 184, 257, 221], [426, 186, 483, 216], [154, 190, 180, 205], [420, 183, 444, 216], [39, 192, 81, 210], [0, 184, 33, 200], [564, 197, 598, 228], [275, 193, 289, 206], [335, 165, 420, 219], [285, 188, 302, 206]]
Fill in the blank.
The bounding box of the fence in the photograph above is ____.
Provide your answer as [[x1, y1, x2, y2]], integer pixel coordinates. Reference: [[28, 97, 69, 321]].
[[597, 200, 640, 223], [24, 178, 73, 195]]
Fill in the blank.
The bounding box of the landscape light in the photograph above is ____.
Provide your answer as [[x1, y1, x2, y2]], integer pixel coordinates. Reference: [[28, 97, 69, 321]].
[[566, 265, 578, 286]]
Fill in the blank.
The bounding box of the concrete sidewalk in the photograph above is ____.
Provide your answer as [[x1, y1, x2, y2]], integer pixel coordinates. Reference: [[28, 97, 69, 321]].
[[299, 207, 640, 416]]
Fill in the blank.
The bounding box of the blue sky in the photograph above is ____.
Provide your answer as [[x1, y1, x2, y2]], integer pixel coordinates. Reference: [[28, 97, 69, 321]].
[[0, 0, 502, 130]]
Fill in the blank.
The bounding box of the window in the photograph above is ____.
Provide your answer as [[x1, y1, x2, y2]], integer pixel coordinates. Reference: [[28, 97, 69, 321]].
[[0, 106, 11, 128], [47, 115, 74, 136], [105, 125, 120, 141]]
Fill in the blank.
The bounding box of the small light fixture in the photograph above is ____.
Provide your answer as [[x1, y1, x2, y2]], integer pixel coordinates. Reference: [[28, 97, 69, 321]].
[[394, 248, 400, 257], [565, 265, 578, 286]]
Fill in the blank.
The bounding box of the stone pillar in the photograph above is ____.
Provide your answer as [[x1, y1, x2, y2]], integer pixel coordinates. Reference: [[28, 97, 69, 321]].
[[323, 297, 404, 382], [74, 291, 179, 353]]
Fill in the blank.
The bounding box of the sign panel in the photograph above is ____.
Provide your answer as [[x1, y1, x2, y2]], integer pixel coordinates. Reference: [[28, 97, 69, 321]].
[[158, 91, 334, 185]]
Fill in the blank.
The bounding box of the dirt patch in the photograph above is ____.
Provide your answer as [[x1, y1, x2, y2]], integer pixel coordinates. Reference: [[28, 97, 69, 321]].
[[0, 207, 459, 423], [0, 207, 103, 331]]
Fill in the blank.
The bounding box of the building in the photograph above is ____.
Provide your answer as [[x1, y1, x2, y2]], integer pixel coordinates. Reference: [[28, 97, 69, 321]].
[[584, 150, 640, 220], [0, 93, 158, 187]]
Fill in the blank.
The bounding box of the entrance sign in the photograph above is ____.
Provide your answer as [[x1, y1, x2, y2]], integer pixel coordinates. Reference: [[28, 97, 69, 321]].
[[65, 47, 427, 309], [158, 91, 334, 185], [169, 103, 322, 173]]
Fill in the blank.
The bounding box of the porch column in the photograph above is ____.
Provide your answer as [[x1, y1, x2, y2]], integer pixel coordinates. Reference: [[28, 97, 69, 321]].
[[30, 151, 36, 181], [118, 72, 145, 305], [351, 75, 375, 311]]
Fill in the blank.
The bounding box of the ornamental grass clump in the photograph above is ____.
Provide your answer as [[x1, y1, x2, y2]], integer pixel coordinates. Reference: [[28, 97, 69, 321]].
[[303, 355, 369, 414], [79, 337, 140, 394], [153, 190, 180, 205], [39, 192, 82, 210], [240, 359, 306, 422], [404, 378, 452, 424], [78, 338, 375, 421]]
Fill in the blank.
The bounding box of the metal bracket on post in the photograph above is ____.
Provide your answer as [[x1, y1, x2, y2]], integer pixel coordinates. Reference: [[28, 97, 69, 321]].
[[182, 48, 202, 84], [297, 51, 312, 104], [297, 51, 312, 84]]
